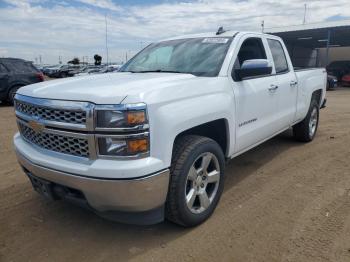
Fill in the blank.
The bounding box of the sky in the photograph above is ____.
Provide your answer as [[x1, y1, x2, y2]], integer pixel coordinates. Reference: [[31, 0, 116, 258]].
[[0, 0, 350, 64]]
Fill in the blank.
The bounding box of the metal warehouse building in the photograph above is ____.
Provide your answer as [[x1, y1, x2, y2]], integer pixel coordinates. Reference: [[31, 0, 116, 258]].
[[265, 20, 350, 69]]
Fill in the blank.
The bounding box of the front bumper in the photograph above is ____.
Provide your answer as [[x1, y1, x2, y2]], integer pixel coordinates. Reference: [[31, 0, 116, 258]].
[[16, 151, 170, 225]]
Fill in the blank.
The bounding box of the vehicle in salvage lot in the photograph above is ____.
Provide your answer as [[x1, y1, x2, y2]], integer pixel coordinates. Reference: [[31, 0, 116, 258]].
[[0, 58, 44, 104], [13, 30, 326, 226], [43, 64, 83, 78], [327, 74, 338, 90], [341, 74, 350, 87], [326, 60, 350, 81]]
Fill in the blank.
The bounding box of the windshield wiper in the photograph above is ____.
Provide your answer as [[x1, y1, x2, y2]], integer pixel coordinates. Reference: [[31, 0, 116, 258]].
[[128, 69, 195, 75]]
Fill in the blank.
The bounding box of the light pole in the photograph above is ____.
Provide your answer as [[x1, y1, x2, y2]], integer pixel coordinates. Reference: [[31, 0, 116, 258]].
[[105, 14, 109, 65], [303, 3, 307, 24]]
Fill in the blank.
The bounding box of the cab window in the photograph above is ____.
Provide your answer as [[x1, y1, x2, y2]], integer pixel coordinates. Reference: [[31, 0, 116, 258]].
[[267, 39, 289, 73]]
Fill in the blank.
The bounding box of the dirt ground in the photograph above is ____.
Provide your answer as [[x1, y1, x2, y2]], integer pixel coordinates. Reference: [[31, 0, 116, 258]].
[[1, 88, 350, 262]]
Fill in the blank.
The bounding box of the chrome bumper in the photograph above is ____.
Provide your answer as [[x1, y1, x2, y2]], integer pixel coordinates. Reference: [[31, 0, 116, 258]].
[[16, 151, 170, 214]]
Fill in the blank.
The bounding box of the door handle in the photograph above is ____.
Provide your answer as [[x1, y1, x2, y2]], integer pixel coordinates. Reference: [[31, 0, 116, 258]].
[[290, 80, 298, 87], [268, 84, 279, 91]]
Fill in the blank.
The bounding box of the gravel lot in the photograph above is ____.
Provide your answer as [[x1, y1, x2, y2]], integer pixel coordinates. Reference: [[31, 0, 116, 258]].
[[1, 88, 350, 262]]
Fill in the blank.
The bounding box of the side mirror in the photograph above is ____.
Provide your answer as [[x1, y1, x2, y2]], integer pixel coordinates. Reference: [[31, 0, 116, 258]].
[[234, 59, 272, 81]]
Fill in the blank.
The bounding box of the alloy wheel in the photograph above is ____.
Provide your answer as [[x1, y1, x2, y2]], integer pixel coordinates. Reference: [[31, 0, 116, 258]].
[[185, 152, 220, 214]]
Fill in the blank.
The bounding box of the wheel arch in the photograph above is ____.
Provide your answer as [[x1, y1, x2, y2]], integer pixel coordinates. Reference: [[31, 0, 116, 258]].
[[311, 89, 323, 108], [172, 118, 230, 159]]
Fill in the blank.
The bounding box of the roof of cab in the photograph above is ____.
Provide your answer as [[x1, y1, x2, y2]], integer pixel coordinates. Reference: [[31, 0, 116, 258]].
[[161, 30, 239, 41], [160, 30, 280, 42]]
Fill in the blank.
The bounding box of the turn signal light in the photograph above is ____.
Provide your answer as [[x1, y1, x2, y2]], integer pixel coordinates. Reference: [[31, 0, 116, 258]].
[[127, 111, 146, 125], [127, 139, 148, 153]]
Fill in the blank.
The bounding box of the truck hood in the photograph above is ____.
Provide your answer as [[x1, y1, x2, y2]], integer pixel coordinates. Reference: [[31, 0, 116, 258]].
[[17, 72, 197, 104]]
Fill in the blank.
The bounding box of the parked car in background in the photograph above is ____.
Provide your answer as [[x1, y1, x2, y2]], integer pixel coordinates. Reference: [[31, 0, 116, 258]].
[[327, 74, 338, 90], [341, 74, 350, 86], [42, 64, 64, 77], [56, 64, 83, 78], [72, 65, 102, 76], [326, 60, 350, 81], [74, 67, 102, 77], [43, 64, 84, 78], [106, 64, 122, 72], [0, 58, 44, 104], [74, 65, 121, 77]]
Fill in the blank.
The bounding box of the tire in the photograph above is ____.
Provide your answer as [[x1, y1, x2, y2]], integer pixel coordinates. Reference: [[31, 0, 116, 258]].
[[293, 99, 319, 142], [7, 86, 22, 105], [166, 135, 225, 227], [60, 72, 67, 78]]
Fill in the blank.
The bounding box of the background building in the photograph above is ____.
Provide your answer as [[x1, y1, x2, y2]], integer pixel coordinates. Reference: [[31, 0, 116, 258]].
[[266, 20, 350, 68]]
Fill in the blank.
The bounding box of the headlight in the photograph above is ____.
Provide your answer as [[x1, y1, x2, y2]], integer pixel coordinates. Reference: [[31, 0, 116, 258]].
[[96, 104, 148, 129], [97, 136, 149, 157], [95, 103, 149, 158]]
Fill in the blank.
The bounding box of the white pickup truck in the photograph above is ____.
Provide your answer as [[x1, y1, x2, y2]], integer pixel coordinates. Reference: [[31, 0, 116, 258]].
[[13, 30, 326, 226]]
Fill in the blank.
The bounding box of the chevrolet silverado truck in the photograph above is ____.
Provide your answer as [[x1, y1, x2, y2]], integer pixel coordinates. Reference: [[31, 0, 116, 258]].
[[13, 30, 326, 226]]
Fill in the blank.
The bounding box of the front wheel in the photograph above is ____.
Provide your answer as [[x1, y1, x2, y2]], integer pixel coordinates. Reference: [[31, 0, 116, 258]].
[[166, 135, 225, 227], [293, 99, 319, 142]]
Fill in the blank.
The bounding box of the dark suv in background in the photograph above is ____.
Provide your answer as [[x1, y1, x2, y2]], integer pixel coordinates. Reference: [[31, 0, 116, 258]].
[[326, 61, 350, 81], [0, 58, 44, 104]]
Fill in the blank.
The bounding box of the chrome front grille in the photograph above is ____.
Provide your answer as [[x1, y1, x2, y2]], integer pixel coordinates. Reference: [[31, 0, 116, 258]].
[[18, 121, 90, 158], [14, 94, 149, 160], [15, 100, 87, 125]]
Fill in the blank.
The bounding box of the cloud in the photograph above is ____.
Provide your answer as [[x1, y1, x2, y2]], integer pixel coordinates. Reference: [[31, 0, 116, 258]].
[[77, 0, 121, 11], [1, 0, 350, 64]]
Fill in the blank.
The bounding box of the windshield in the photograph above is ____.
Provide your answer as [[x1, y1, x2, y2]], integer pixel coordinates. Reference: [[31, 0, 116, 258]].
[[120, 37, 233, 77]]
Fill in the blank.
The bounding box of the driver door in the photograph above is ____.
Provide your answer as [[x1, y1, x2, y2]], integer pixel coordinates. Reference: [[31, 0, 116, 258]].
[[230, 36, 280, 152]]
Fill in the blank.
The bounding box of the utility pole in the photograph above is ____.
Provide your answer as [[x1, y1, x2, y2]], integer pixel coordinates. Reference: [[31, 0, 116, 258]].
[[326, 30, 331, 67], [261, 20, 264, 33], [303, 3, 307, 24], [125, 51, 128, 63], [39, 55, 42, 65], [105, 14, 109, 65]]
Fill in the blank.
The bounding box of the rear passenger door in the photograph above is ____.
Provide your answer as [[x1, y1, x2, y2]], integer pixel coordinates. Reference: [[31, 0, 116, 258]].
[[230, 35, 280, 152], [266, 38, 298, 129]]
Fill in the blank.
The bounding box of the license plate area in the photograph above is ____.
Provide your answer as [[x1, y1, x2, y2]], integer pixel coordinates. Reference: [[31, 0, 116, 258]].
[[27, 173, 56, 200]]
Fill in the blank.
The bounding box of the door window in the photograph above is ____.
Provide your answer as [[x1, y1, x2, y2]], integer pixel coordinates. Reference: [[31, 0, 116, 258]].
[[267, 39, 289, 73], [236, 37, 267, 66]]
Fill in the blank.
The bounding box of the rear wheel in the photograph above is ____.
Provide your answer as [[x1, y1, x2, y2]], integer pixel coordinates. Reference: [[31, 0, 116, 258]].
[[293, 99, 319, 142], [166, 135, 225, 227]]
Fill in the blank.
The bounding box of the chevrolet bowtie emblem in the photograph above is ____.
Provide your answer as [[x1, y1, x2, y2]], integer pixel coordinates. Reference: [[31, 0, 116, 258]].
[[28, 119, 45, 133]]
